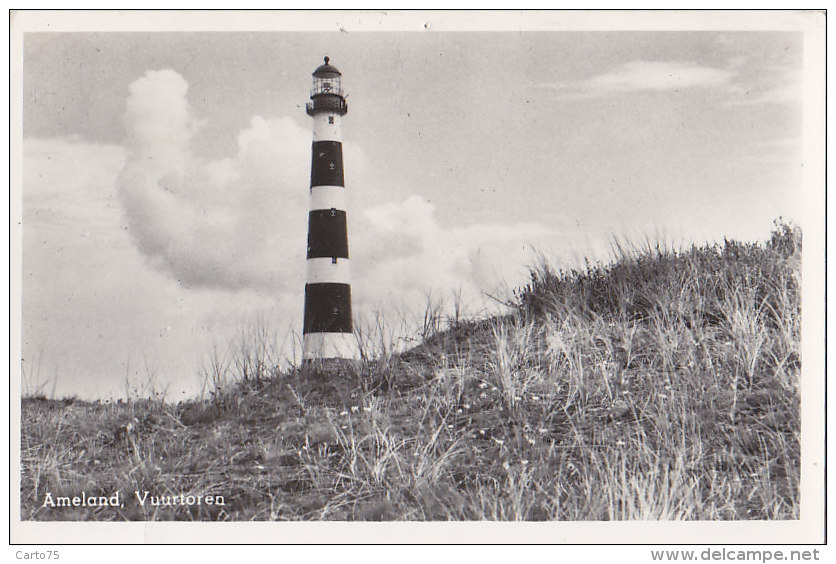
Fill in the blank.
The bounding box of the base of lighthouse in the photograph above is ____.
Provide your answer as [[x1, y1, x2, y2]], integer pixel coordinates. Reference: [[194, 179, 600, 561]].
[[302, 332, 359, 360]]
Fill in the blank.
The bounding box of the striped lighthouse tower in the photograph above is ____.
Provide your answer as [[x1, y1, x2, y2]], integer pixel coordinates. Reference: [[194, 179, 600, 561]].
[[303, 56, 358, 361]]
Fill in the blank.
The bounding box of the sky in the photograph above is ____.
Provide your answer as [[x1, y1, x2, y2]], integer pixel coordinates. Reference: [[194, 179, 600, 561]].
[[19, 27, 806, 400]]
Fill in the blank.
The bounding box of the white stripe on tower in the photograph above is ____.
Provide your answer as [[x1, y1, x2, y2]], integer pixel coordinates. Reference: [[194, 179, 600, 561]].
[[302, 332, 359, 360], [309, 186, 346, 211], [303, 56, 358, 361], [306, 257, 350, 284], [312, 112, 342, 142]]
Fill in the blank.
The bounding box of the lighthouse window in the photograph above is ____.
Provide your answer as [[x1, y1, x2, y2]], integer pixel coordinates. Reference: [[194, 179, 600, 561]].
[[332, 257, 338, 264], [328, 116, 334, 124]]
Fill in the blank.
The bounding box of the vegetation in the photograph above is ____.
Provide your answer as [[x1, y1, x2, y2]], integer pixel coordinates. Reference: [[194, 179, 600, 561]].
[[20, 222, 801, 521]]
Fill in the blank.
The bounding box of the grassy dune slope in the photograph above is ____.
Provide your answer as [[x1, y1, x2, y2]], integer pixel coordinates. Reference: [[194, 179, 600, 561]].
[[20, 224, 801, 521]]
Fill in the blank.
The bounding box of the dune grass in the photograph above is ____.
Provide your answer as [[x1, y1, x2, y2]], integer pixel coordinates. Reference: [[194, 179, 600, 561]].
[[19, 222, 801, 521]]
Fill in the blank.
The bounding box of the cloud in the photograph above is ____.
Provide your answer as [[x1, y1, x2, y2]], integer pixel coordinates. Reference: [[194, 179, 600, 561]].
[[546, 60, 735, 98], [115, 69, 563, 317], [116, 68, 557, 312], [23, 132, 565, 398], [22, 136, 282, 399], [116, 69, 318, 294], [123, 69, 195, 163], [539, 57, 802, 111], [352, 195, 557, 321], [589, 60, 735, 92], [725, 68, 802, 106], [543, 59, 802, 109]]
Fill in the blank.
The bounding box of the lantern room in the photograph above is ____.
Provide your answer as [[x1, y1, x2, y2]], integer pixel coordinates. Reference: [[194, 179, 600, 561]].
[[306, 56, 348, 116]]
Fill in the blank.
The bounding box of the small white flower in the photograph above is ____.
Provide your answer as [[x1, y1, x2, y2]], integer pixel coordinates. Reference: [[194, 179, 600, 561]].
[[527, 438, 536, 445], [363, 406, 372, 412], [339, 411, 348, 416], [350, 405, 359, 413], [521, 459, 530, 465], [538, 428, 548, 434]]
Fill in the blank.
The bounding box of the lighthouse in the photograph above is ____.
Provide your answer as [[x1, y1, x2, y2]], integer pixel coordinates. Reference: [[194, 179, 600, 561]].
[[302, 57, 358, 361]]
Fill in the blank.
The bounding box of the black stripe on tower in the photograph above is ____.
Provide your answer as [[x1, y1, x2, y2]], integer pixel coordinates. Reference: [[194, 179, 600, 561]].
[[307, 209, 348, 258], [304, 283, 353, 333], [311, 141, 344, 187]]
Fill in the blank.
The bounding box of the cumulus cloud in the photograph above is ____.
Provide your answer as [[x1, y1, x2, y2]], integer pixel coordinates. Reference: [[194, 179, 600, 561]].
[[116, 68, 558, 313], [114, 69, 572, 343], [117, 69, 312, 293], [352, 195, 556, 320], [22, 133, 306, 399], [19, 131, 569, 398]]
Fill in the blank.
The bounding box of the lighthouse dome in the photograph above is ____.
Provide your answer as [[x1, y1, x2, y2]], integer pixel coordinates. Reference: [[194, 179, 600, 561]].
[[307, 56, 347, 116], [313, 56, 342, 78]]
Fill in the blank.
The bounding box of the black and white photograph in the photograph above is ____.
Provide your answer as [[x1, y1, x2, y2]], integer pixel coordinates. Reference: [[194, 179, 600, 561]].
[[10, 10, 826, 545]]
